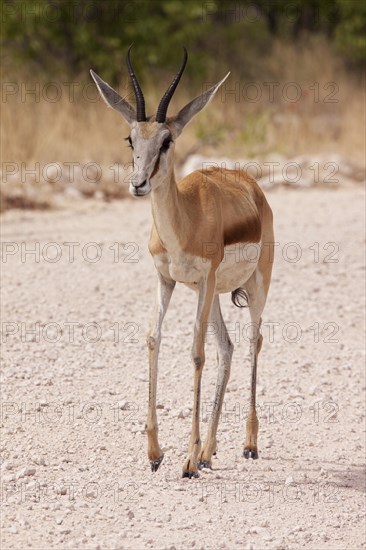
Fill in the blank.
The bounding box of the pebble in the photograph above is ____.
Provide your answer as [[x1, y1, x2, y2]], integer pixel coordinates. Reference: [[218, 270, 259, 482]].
[[17, 467, 36, 478], [55, 516, 63, 525], [32, 455, 46, 466], [2, 473, 15, 482]]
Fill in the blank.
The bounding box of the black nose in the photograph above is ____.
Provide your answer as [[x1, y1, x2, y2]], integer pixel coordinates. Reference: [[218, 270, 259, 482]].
[[133, 180, 146, 189]]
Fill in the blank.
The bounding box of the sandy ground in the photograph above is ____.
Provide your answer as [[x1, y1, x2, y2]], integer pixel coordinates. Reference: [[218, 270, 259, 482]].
[[1, 187, 365, 550]]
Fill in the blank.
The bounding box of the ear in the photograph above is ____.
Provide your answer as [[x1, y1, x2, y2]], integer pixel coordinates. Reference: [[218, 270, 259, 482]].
[[90, 69, 136, 125], [171, 72, 230, 136]]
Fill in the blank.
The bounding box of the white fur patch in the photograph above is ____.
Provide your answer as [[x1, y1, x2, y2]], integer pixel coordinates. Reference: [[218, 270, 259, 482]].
[[215, 242, 261, 293], [153, 242, 261, 293], [153, 252, 211, 288]]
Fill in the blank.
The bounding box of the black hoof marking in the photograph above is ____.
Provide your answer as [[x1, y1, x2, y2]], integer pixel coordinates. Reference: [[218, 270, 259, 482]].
[[150, 455, 164, 472], [182, 470, 200, 479], [198, 460, 212, 470], [243, 448, 259, 460]]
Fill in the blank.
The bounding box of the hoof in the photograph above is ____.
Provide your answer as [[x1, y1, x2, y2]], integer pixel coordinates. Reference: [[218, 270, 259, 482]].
[[182, 470, 199, 479], [150, 454, 164, 472], [243, 448, 259, 460], [182, 457, 200, 479], [198, 460, 212, 470]]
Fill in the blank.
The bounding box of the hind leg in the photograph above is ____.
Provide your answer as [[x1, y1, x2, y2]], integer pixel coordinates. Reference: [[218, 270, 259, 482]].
[[242, 271, 265, 459], [243, 199, 274, 459], [198, 295, 233, 469], [242, 267, 269, 459]]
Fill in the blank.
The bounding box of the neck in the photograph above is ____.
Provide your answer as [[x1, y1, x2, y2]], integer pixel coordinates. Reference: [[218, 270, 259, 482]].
[[150, 166, 185, 252]]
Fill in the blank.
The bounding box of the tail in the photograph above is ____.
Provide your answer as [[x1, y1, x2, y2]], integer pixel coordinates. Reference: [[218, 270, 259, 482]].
[[231, 288, 249, 308]]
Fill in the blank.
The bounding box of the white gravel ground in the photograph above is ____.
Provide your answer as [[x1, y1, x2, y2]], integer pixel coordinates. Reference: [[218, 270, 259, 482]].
[[1, 187, 365, 550]]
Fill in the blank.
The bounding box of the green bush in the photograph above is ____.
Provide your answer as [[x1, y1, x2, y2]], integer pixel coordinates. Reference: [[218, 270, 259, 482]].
[[1, 0, 365, 82]]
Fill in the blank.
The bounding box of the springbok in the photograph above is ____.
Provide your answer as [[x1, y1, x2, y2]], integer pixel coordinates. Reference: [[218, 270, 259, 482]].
[[91, 47, 274, 478]]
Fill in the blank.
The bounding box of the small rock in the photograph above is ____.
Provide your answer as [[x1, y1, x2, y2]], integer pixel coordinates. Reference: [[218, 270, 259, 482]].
[[2, 473, 15, 482], [17, 467, 36, 478], [32, 456, 46, 466]]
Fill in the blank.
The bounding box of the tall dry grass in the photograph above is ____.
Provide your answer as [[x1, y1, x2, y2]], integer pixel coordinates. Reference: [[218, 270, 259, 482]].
[[1, 39, 364, 210]]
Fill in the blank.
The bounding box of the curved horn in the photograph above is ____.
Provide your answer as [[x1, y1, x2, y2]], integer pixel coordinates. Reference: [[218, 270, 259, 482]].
[[156, 47, 188, 123], [126, 45, 146, 122]]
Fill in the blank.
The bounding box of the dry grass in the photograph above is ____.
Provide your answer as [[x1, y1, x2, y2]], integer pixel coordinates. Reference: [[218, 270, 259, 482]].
[[1, 39, 364, 211]]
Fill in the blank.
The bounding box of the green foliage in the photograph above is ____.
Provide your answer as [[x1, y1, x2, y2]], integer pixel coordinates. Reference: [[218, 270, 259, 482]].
[[334, 0, 366, 63], [1, 0, 365, 83]]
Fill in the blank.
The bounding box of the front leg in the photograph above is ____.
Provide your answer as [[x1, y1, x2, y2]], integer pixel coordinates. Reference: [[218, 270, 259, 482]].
[[146, 272, 175, 472], [182, 270, 216, 478]]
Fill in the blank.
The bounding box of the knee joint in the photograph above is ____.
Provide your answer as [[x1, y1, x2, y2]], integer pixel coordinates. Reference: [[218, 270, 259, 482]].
[[147, 335, 160, 351], [192, 355, 204, 370], [221, 351, 233, 368]]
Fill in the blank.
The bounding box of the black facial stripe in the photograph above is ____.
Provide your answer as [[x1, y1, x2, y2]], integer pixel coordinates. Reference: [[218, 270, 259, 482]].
[[160, 136, 173, 152]]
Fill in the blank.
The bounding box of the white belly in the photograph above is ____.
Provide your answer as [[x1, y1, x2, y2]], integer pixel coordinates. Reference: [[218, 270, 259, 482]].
[[215, 242, 260, 293], [153, 251, 211, 286], [153, 242, 260, 293]]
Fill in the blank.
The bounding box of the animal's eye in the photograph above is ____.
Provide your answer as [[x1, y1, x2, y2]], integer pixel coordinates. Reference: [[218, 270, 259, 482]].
[[125, 136, 133, 150], [160, 137, 172, 152]]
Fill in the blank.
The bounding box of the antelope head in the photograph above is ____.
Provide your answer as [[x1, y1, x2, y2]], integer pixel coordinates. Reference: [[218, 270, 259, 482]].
[[90, 47, 229, 197]]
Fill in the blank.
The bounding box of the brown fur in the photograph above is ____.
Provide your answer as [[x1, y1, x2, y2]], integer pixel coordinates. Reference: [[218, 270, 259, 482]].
[[149, 167, 268, 261]]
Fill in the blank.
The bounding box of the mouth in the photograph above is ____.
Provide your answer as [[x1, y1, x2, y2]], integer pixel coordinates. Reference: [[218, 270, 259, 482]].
[[130, 180, 151, 197]]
